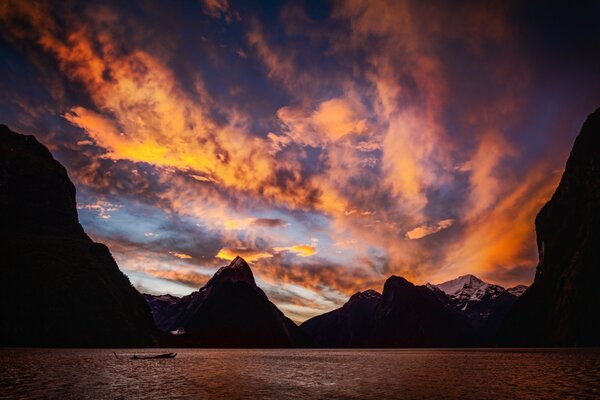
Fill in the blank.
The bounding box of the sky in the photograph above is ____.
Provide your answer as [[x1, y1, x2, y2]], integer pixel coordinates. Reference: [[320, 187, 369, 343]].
[[1, 0, 599, 322]]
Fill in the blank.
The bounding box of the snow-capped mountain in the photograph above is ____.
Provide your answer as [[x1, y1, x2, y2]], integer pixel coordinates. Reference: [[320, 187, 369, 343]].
[[428, 275, 510, 311], [427, 275, 528, 343]]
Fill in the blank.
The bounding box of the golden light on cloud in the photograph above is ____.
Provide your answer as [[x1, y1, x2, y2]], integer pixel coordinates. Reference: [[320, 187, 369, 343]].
[[277, 97, 368, 147], [406, 219, 455, 240], [273, 244, 317, 257], [168, 251, 193, 259], [216, 248, 273, 263]]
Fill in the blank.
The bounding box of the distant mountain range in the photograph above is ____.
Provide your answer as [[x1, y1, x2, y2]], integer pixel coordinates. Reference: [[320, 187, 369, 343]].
[[302, 274, 524, 347], [1, 107, 598, 347]]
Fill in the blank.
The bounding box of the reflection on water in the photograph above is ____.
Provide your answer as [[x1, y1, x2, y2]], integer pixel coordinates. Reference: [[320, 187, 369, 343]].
[[1, 348, 599, 399]]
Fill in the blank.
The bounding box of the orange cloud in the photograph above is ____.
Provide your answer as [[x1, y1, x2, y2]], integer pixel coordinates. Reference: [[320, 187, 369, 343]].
[[433, 165, 560, 286], [273, 244, 317, 257], [406, 219, 455, 240], [277, 97, 368, 147], [215, 248, 273, 263], [169, 251, 193, 260]]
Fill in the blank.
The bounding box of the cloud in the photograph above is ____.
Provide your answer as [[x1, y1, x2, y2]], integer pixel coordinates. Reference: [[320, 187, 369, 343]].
[[406, 219, 455, 240], [247, 21, 310, 95], [224, 217, 288, 230], [201, 0, 229, 18], [77, 200, 122, 219], [169, 251, 193, 259], [250, 218, 288, 228], [140, 268, 210, 289], [215, 248, 273, 263], [273, 244, 317, 257], [277, 97, 368, 147]]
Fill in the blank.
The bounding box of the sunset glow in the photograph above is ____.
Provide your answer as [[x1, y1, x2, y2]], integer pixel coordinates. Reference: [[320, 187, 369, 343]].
[[1, 0, 599, 322]]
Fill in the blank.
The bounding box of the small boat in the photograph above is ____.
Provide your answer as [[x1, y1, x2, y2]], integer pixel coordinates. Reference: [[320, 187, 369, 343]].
[[130, 352, 177, 360]]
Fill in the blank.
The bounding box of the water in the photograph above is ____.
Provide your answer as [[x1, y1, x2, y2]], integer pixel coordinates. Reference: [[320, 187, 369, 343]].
[[1, 348, 599, 399]]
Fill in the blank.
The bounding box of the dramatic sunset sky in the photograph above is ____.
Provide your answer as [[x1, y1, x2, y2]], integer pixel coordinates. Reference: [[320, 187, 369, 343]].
[[1, 0, 599, 321]]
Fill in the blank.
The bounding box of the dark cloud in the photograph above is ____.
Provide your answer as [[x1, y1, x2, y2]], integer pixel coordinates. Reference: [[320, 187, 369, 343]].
[[250, 218, 288, 228]]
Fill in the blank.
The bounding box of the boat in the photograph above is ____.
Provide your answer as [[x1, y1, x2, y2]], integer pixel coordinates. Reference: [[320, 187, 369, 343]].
[[130, 352, 177, 360]]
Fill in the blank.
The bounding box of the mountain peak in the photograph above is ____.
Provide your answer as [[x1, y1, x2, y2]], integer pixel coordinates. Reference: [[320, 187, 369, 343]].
[[230, 255, 250, 269], [384, 275, 414, 289], [434, 274, 486, 296], [348, 289, 381, 303], [209, 256, 256, 287], [0, 124, 84, 236]]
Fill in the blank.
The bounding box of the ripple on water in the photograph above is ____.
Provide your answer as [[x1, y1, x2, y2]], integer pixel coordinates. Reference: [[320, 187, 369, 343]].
[[1, 348, 600, 400]]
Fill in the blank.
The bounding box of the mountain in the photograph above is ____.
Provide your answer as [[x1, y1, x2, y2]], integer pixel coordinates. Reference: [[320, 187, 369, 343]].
[[498, 108, 600, 346], [301, 276, 472, 347], [427, 275, 522, 343], [144, 256, 311, 348], [300, 289, 380, 347], [143, 294, 181, 332], [371, 276, 472, 347], [507, 285, 527, 297], [0, 125, 158, 347]]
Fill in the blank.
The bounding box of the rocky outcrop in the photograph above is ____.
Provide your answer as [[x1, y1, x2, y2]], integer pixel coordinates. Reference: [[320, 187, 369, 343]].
[[144, 256, 311, 348], [498, 108, 600, 346], [0, 125, 158, 347]]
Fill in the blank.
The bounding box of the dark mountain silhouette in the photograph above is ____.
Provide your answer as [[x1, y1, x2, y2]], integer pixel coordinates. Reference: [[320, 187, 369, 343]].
[[301, 289, 380, 347], [427, 275, 522, 344], [498, 108, 600, 346], [302, 276, 473, 347], [144, 256, 312, 348], [143, 294, 181, 332], [371, 276, 473, 347], [0, 125, 158, 347]]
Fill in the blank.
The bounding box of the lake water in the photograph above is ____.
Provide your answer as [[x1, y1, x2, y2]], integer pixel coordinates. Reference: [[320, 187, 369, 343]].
[[1, 348, 599, 399]]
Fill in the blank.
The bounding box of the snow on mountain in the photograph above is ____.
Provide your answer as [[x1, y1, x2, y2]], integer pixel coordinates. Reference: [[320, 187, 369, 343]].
[[507, 285, 528, 297], [430, 274, 507, 305], [426, 275, 527, 342]]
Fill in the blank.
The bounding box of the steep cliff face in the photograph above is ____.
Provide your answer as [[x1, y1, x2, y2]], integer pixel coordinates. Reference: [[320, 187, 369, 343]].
[[0, 125, 83, 237], [145, 256, 311, 348], [0, 125, 158, 347], [499, 108, 600, 346]]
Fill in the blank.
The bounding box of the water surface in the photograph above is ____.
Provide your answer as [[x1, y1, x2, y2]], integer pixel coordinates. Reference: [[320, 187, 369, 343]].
[[1, 348, 599, 399]]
